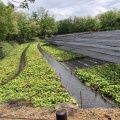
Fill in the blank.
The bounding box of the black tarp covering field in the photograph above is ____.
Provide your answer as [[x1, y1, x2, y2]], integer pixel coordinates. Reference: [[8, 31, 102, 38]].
[[47, 30, 120, 63]]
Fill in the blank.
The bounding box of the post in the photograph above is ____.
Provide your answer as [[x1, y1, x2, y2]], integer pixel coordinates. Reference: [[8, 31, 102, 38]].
[[56, 109, 67, 120], [80, 91, 82, 109]]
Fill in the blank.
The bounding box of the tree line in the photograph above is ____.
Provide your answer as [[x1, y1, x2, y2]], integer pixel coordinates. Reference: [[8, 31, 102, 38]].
[[0, 1, 120, 43], [57, 10, 120, 34], [0, 1, 57, 43]]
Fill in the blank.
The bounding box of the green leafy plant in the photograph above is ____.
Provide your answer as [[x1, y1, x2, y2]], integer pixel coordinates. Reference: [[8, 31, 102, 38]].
[[0, 43, 77, 108], [75, 63, 120, 106], [0, 43, 28, 84]]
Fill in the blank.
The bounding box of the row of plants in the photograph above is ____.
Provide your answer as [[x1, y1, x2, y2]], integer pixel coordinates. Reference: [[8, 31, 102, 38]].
[[40, 41, 120, 104], [38, 40, 120, 106], [39, 40, 83, 61], [75, 63, 120, 106], [0, 43, 28, 84], [0, 43, 76, 108]]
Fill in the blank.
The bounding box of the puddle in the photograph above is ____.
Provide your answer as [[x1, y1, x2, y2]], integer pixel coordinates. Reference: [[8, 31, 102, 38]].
[[37, 44, 115, 109]]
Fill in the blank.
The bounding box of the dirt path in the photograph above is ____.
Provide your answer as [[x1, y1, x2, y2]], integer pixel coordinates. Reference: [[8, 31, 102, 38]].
[[0, 103, 120, 120]]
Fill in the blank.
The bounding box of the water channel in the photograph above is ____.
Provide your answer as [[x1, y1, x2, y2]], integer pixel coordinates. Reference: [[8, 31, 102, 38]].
[[37, 44, 115, 109], [1, 45, 29, 86]]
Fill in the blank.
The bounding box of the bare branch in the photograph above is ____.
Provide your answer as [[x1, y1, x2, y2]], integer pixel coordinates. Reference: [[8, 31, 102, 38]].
[[6, 0, 35, 8]]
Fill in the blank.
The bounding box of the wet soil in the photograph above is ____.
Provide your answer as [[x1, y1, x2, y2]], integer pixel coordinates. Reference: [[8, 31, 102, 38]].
[[37, 44, 115, 109], [0, 45, 29, 85], [63, 57, 108, 71]]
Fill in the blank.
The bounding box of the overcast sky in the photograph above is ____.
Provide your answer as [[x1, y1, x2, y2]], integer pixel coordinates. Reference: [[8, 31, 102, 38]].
[[2, 0, 120, 20]]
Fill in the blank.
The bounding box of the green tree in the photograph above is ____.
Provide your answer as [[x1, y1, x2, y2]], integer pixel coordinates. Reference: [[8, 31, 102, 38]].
[[57, 18, 73, 34], [36, 7, 58, 37], [32, 11, 39, 20], [115, 10, 120, 29], [98, 10, 118, 30], [84, 16, 100, 31], [6, 7, 19, 41], [29, 20, 40, 37], [13, 11, 30, 42], [0, 2, 9, 41], [0, 2, 18, 41], [73, 17, 86, 32]]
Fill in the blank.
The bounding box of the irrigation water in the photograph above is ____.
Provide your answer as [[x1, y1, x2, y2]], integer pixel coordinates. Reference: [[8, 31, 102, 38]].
[[37, 44, 115, 109]]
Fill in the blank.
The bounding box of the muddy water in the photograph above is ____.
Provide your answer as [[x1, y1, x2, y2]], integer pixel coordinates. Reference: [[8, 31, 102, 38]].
[[38, 44, 115, 109], [1, 45, 29, 85]]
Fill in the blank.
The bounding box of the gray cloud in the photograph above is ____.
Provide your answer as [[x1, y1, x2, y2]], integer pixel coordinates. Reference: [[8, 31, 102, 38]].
[[2, 0, 120, 20]]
